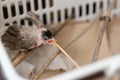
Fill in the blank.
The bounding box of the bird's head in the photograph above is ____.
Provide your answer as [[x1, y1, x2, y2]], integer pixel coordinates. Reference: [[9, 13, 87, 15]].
[[25, 12, 56, 45], [42, 29, 55, 44]]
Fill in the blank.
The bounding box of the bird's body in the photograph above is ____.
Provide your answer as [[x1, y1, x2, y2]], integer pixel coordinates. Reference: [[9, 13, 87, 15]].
[[2, 24, 47, 52], [1, 12, 54, 52], [20, 26, 46, 48]]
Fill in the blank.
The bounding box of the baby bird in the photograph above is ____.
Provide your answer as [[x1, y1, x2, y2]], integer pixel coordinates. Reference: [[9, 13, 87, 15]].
[[1, 12, 54, 52]]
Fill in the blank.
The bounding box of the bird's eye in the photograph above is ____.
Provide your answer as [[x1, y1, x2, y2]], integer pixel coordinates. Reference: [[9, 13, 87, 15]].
[[42, 30, 52, 40]]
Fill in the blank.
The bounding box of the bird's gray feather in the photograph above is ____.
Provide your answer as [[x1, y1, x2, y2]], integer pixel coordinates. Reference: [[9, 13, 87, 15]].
[[1, 24, 33, 51]]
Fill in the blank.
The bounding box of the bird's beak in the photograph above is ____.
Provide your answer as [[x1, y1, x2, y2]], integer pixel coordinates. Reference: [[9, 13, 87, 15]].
[[46, 38, 56, 45]]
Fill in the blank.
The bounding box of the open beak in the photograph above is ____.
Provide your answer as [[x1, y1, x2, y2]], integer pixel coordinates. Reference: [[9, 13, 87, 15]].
[[46, 38, 56, 45]]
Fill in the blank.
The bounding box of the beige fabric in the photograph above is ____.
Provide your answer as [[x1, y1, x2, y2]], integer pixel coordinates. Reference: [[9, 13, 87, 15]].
[[16, 61, 35, 78], [41, 17, 120, 79]]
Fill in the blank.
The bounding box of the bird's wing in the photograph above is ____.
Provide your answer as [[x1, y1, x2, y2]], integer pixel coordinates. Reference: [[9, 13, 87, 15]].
[[1, 24, 32, 51], [1, 23, 22, 50]]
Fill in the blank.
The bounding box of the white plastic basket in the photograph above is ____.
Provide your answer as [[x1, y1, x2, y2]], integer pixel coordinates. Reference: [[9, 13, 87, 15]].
[[1, 40, 120, 80], [0, 0, 120, 27]]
